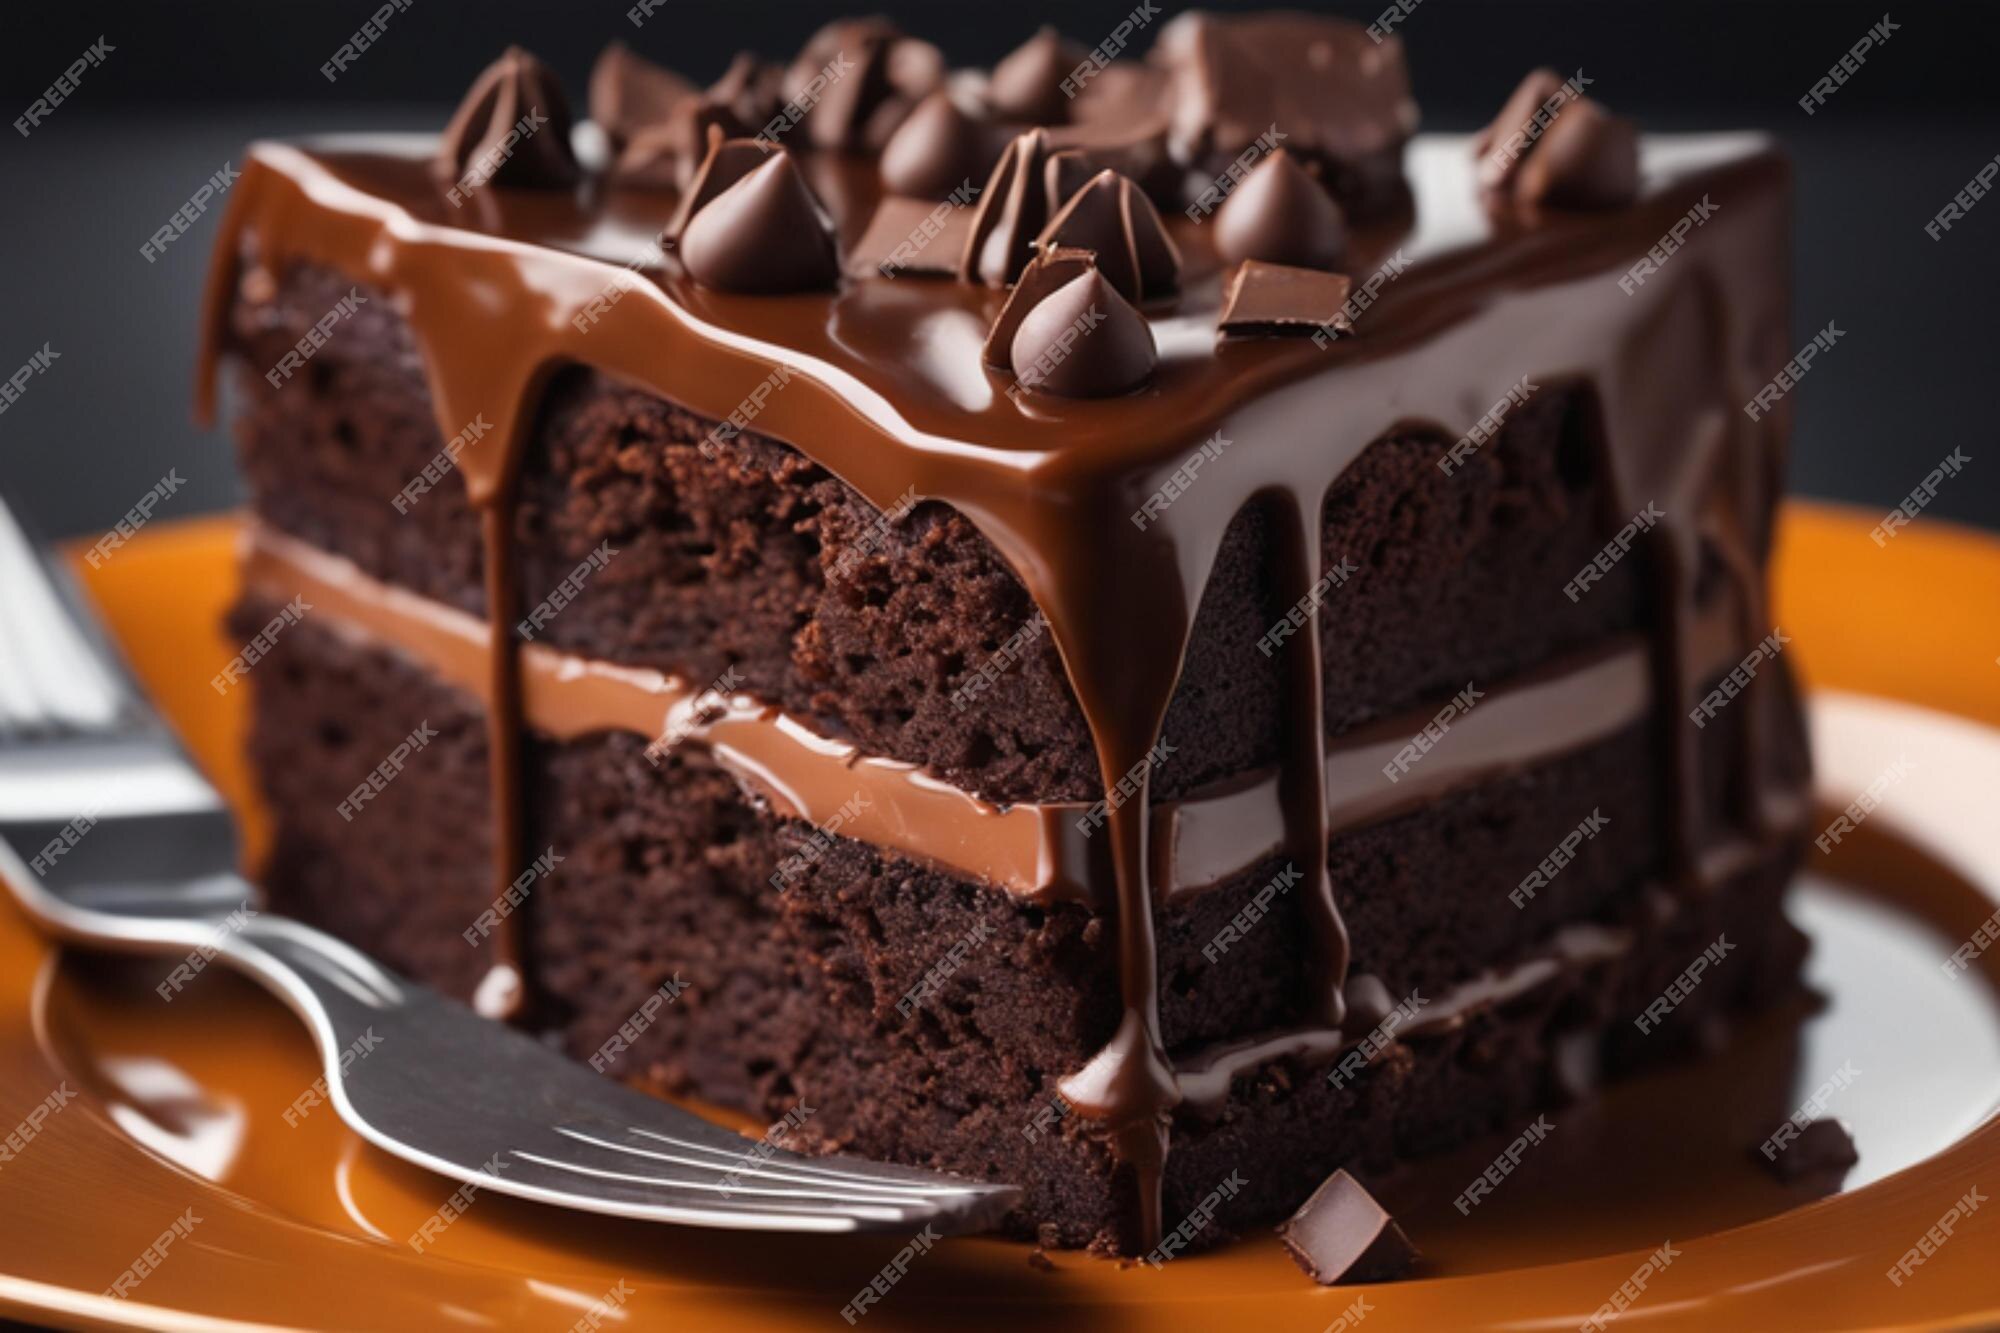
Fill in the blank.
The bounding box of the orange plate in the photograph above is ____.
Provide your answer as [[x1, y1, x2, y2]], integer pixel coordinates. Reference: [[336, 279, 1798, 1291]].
[[2, 501, 1999, 1331]]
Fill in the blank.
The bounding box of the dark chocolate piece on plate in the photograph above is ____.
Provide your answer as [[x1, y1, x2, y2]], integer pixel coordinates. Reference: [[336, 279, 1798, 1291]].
[[879, 91, 1005, 200], [1276, 1169, 1420, 1285], [434, 46, 580, 193], [1217, 260, 1352, 340], [1009, 268, 1156, 398], [1760, 1118, 1859, 1185], [1036, 169, 1181, 305], [982, 246, 1096, 367], [850, 196, 978, 279], [1213, 149, 1348, 271], [988, 26, 1087, 124], [680, 151, 840, 294], [588, 42, 696, 149]]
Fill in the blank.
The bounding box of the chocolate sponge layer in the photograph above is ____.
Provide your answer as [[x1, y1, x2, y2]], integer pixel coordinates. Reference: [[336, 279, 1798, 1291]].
[[228, 260, 1646, 805]]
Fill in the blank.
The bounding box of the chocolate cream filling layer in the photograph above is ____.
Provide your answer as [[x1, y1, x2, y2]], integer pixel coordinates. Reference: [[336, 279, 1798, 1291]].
[[243, 522, 1756, 908]]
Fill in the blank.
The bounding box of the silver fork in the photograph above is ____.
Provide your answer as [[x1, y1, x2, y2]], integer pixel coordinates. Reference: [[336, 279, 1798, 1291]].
[[0, 493, 1016, 1236]]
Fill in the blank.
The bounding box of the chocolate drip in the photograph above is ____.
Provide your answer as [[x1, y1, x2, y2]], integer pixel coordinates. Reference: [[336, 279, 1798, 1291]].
[[196, 132, 1804, 1247]]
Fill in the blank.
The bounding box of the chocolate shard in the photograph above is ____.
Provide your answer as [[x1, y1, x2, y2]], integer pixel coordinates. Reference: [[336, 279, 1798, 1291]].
[[1151, 12, 1417, 215], [1276, 1169, 1420, 1285], [667, 131, 775, 236], [1216, 260, 1353, 341], [879, 91, 1006, 200], [781, 17, 945, 152], [710, 51, 785, 127], [1476, 70, 1640, 210], [1009, 268, 1156, 398], [988, 26, 1087, 124], [679, 150, 841, 294], [588, 42, 697, 149], [1035, 169, 1181, 306], [1213, 149, 1348, 271], [1515, 99, 1640, 210], [850, 195, 979, 279], [983, 246, 1097, 368], [434, 46, 580, 193], [1759, 1118, 1860, 1185]]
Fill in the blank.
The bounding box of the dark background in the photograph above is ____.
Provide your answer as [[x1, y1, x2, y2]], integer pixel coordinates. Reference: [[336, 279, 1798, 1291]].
[[3, 1, 1996, 538]]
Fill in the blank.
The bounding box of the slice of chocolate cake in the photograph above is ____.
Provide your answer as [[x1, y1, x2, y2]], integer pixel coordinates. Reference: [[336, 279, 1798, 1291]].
[[204, 13, 1811, 1256]]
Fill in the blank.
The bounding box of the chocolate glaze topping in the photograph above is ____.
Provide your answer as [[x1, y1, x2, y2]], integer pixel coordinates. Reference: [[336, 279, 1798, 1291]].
[[199, 18, 1806, 1249]]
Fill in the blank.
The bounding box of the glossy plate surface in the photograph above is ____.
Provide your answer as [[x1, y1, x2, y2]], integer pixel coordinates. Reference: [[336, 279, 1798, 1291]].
[[1, 502, 1997, 1330]]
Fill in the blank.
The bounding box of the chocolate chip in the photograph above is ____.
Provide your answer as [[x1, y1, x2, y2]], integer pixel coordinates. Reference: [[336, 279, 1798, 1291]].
[[1516, 99, 1639, 209], [782, 18, 944, 152], [1276, 1169, 1419, 1285], [709, 51, 785, 127], [960, 129, 1059, 287], [434, 47, 580, 194], [1476, 70, 1639, 210], [1036, 169, 1181, 306], [614, 98, 750, 191], [1009, 269, 1156, 398], [588, 42, 696, 149], [879, 91, 1007, 200], [680, 150, 841, 294], [1217, 260, 1353, 340], [987, 26, 1087, 124], [667, 131, 774, 237], [982, 246, 1097, 367], [1759, 1118, 1859, 1185], [1213, 150, 1348, 271]]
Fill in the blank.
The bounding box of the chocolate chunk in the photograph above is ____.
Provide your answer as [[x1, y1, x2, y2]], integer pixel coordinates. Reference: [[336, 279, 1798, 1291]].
[[588, 42, 696, 149], [851, 196, 979, 279], [1152, 13, 1416, 206], [1036, 169, 1180, 306], [982, 246, 1097, 367], [667, 132, 774, 237], [1760, 1118, 1859, 1185], [988, 26, 1087, 124], [1213, 150, 1347, 271], [1476, 70, 1639, 210], [1277, 1169, 1419, 1285], [434, 47, 580, 194], [781, 18, 944, 151], [1009, 269, 1156, 398], [709, 51, 785, 127], [1043, 149, 1100, 212], [1217, 260, 1352, 340], [879, 91, 1006, 199], [1515, 99, 1639, 209], [679, 150, 841, 294]]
